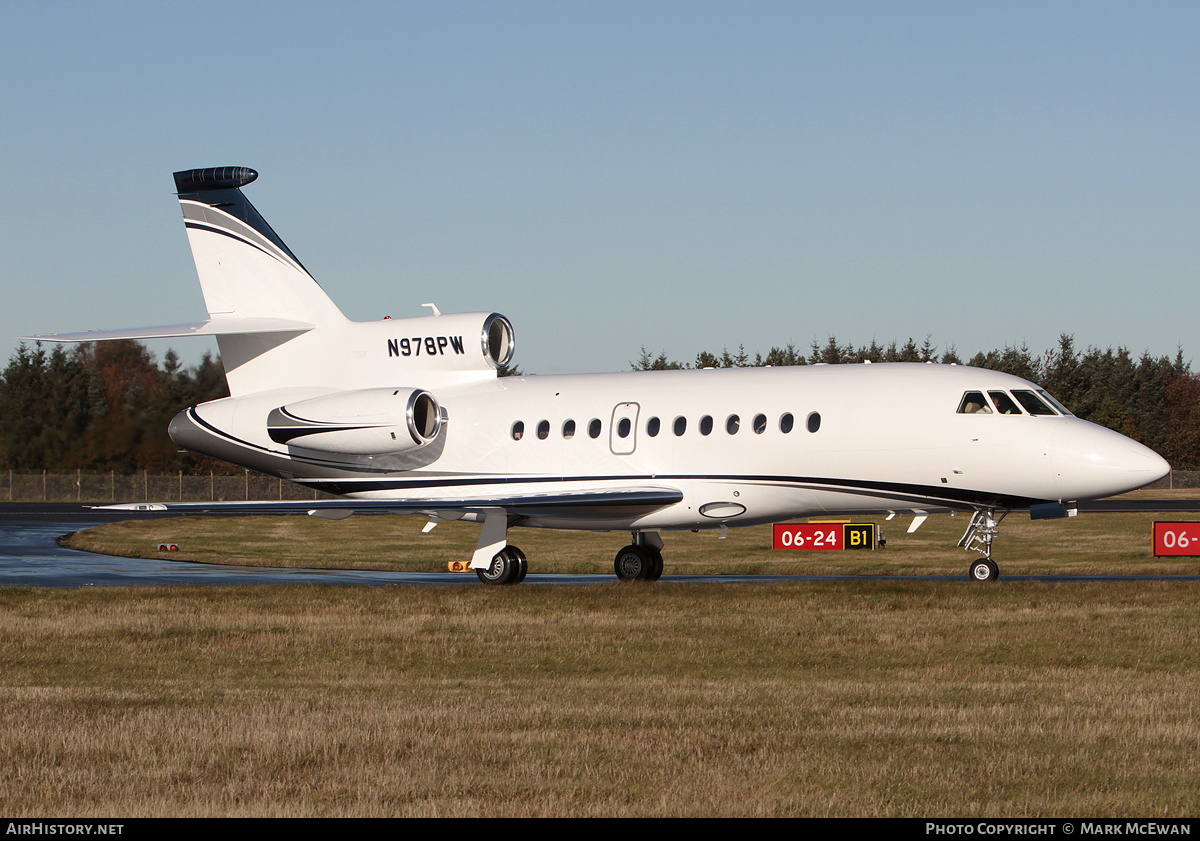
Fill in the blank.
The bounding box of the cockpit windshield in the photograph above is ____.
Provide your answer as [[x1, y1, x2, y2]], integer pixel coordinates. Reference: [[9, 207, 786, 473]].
[[957, 388, 1074, 417], [1011, 390, 1057, 416], [1037, 389, 1073, 416]]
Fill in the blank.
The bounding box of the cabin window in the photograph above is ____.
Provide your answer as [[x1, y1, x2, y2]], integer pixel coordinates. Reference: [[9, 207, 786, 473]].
[[957, 391, 993, 414], [537, 420, 550, 440], [617, 417, 632, 438], [700, 415, 713, 436], [988, 391, 1022, 415], [726, 414, 740, 434], [511, 421, 525, 441], [673, 416, 687, 436], [780, 413, 794, 433], [562, 419, 576, 439], [753, 414, 767, 434], [1012, 390, 1057, 416], [588, 418, 602, 439], [806, 412, 821, 433], [646, 417, 661, 437]]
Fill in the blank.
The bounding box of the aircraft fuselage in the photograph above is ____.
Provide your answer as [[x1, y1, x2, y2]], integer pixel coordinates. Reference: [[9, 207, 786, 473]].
[[171, 362, 1167, 533]]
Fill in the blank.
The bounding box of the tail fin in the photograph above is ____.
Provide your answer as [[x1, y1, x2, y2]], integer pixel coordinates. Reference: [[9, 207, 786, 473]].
[[174, 167, 346, 326], [27, 168, 355, 399], [173, 167, 350, 396]]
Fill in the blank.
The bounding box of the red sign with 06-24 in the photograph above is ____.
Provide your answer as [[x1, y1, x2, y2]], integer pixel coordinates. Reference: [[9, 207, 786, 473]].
[[773, 522, 875, 551], [1153, 522, 1200, 557]]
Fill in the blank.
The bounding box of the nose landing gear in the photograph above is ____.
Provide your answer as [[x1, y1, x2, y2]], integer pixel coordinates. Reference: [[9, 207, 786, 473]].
[[959, 509, 1006, 582]]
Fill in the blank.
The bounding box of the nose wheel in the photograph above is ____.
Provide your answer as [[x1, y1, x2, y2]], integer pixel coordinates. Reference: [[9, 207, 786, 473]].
[[969, 557, 999, 582]]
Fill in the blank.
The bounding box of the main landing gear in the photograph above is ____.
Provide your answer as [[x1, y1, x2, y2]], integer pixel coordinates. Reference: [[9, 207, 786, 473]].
[[476, 544, 528, 585], [959, 508, 1007, 582], [613, 544, 664, 582], [474, 535, 665, 585], [613, 531, 665, 582]]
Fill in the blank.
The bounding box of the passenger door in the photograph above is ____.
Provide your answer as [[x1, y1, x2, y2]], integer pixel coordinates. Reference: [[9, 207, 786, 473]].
[[610, 402, 639, 455]]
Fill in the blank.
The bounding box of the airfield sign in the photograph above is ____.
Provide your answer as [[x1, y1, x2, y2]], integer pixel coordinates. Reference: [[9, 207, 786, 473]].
[[773, 522, 876, 551], [1152, 522, 1200, 557]]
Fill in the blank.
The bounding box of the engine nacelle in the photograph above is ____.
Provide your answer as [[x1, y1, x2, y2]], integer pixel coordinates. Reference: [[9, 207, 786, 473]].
[[267, 387, 443, 455], [377, 311, 515, 373]]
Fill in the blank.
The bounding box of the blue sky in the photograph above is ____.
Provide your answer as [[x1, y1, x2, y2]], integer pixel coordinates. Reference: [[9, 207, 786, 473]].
[[4, 1, 1198, 375]]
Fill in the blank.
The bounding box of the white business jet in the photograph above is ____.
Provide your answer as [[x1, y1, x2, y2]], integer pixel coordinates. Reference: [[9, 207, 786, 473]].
[[27, 167, 1170, 583]]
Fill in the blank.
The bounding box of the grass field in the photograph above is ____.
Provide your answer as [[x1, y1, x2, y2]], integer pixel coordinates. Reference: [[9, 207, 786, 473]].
[[64, 498, 1200, 578], [2, 581, 1198, 817], [2, 503, 1197, 816]]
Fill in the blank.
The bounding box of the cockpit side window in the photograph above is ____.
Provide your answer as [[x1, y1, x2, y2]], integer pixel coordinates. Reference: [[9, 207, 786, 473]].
[[1012, 390, 1057, 415], [988, 391, 1022, 415], [957, 391, 993, 414]]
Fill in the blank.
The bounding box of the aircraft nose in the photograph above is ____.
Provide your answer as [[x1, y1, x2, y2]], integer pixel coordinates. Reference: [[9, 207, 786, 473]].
[[1051, 420, 1171, 499]]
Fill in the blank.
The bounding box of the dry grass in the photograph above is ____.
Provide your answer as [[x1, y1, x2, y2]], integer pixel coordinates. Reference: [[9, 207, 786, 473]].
[[18, 505, 1200, 815], [2, 582, 1199, 816]]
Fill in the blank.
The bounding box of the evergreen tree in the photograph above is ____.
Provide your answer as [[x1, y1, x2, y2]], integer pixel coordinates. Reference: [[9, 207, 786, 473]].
[[0, 341, 232, 472], [940, 346, 963, 365], [754, 344, 805, 367], [630, 347, 683, 371], [1163, 369, 1200, 469], [1041, 334, 1081, 408], [0, 344, 89, 469]]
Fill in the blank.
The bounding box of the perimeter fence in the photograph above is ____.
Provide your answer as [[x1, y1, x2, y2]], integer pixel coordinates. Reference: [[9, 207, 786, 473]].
[[4, 471, 338, 503], [2, 469, 1195, 503]]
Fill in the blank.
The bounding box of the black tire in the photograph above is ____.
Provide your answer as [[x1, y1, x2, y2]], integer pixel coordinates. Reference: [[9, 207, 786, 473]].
[[477, 547, 521, 585], [645, 547, 664, 582], [969, 558, 999, 582], [511, 545, 529, 583], [614, 545, 652, 581]]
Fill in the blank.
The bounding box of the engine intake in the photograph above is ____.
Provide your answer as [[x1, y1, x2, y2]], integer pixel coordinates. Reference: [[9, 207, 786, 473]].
[[482, 313, 515, 369], [267, 387, 442, 455]]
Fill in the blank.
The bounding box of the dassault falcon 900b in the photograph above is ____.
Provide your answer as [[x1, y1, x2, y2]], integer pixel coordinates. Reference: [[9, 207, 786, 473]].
[[27, 167, 1170, 583]]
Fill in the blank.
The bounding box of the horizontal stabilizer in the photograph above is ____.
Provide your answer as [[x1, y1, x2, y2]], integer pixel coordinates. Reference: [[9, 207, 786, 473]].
[[23, 318, 314, 343]]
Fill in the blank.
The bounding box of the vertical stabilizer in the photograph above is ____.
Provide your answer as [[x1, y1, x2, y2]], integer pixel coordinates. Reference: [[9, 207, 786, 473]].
[[173, 167, 350, 396], [173, 167, 346, 326]]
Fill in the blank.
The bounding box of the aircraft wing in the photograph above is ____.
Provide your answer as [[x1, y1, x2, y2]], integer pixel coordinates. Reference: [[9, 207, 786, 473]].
[[95, 486, 685, 521], [22, 318, 314, 343]]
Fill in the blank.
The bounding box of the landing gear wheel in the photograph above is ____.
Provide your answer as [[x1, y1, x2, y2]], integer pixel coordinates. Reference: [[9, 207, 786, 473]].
[[645, 548, 664, 582], [969, 558, 999, 582], [477, 545, 527, 585], [614, 545, 656, 581]]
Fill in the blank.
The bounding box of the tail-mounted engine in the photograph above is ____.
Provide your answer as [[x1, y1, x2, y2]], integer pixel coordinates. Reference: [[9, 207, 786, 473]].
[[378, 311, 515, 374], [267, 387, 443, 455]]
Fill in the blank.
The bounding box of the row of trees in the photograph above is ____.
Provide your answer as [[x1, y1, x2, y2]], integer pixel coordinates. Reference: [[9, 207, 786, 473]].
[[3, 334, 1199, 471], [0, 341, 227, 473], [633, 334, 1200, 470]]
